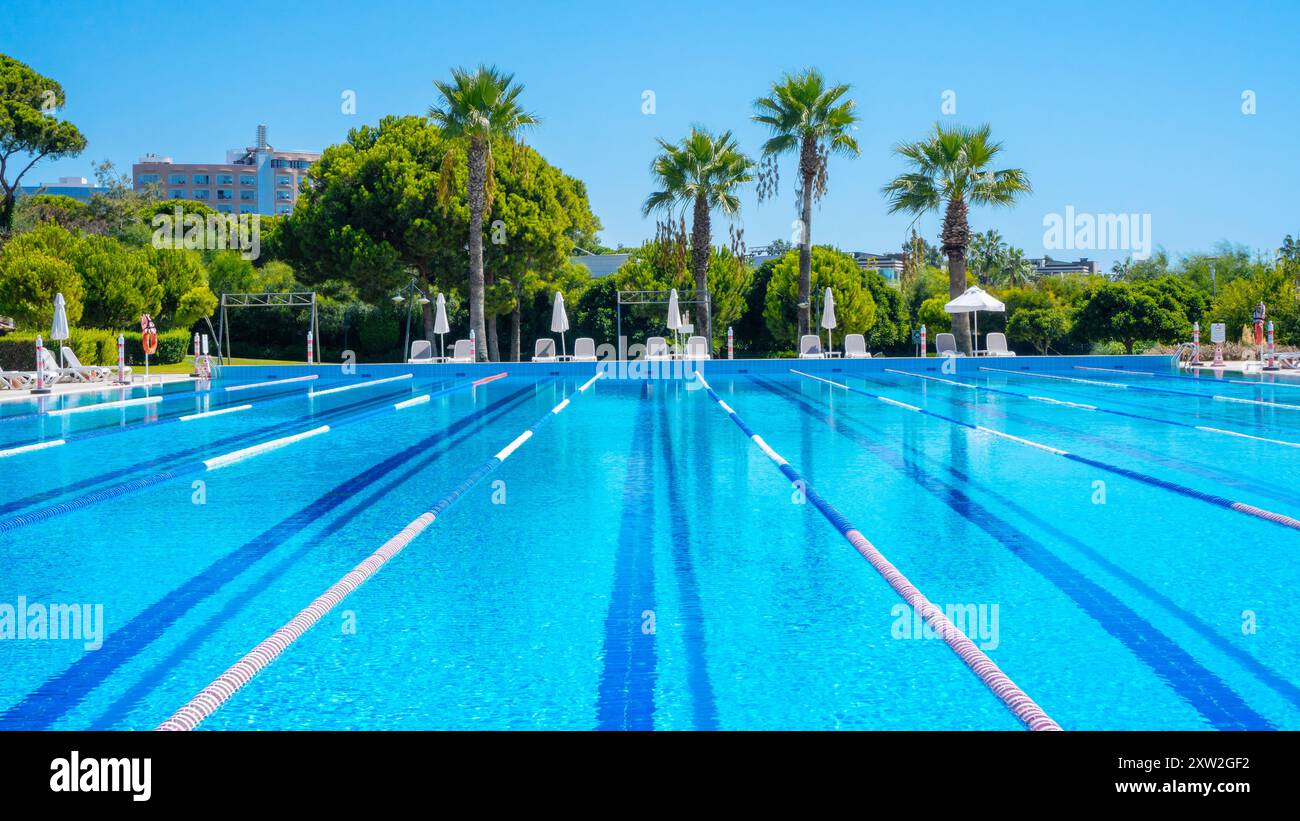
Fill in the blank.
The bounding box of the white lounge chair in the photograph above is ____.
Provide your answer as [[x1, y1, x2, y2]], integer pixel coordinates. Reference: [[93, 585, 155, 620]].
[[844, 334, 871, 359], [61, 346, 116, 380], [40, 348, 95, 383], [407, 339, 435, 364], [532, 338, 559, 363], [798, 335, 824, 359], [935, 333, 964, 357], [0, 369, 35, 390], [984, 332, 1016, 357], [572, 338, 597, 362], [448, 339, 474, 364], [645, 337, 671, 361], [683, 335, 710, 360]]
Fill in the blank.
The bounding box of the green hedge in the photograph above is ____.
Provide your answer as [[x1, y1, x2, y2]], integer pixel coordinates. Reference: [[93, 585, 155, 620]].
[[0, 329, 190, 370]]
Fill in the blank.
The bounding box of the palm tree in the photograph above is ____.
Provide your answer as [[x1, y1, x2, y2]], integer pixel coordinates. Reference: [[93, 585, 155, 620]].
[[968, 229, 1006, 285], [430, 65, 538, 362], [882, 123, 1031, 354], [642, 127, 753, 344], [752, 68, 859, 340]]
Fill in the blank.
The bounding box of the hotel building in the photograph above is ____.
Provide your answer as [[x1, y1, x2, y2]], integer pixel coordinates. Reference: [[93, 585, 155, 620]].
[[132, 125, 319, 217]]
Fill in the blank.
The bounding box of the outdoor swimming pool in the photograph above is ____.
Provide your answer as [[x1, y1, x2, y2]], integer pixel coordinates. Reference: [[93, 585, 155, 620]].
[[1, 355, 1297, 731]]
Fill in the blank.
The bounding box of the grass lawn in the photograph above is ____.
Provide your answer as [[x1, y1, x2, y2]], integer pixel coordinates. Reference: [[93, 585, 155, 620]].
[[145, 356, 305, 374]]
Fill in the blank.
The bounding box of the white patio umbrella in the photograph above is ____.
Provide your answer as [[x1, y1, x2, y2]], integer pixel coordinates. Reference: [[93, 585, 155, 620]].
[[666, 288, 682, 353], [820, 286, 837, 354], [433, 292, 450, 359], [51, 292, 70, 367], [550, 291, 570, 359], [944, 286, 1005, 354]]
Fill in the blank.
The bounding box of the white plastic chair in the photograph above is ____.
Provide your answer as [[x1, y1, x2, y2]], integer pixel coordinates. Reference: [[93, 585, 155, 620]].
[[843, 334, 871, 359], [532, 338, 558, 362], [407, 340, 435, 363], [984, 332, 1016, 357], [61, 347, 115, 380], [935, 333, 964, 357], [683, 335, 710, 360], [645, 337, 671, 360], [448, 339, 474, 364], [571, 338, 597, 362], [798, 335, 824, 359]]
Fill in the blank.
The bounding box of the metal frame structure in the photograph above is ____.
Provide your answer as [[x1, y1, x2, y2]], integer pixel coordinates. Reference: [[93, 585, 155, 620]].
[[217, 292, 319, 365], [616, 288, 710, 359]]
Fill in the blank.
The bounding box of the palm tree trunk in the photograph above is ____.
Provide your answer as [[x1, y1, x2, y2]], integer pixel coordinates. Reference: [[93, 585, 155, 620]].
[[941, 196, 973, 355], [797, 137, 817, 341], [467, 137, 489, 362], [690, 194, 712, 346]]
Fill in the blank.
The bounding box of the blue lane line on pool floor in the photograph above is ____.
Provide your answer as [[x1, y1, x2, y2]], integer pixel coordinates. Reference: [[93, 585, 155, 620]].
[[655, 387, 719, 730], [596, 386, 658, 730], [755, 375, 1272, 730], [0, 381, 541, 731]]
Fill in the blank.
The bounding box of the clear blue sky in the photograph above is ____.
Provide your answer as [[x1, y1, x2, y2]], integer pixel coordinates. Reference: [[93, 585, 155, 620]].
[[4, 0, 1298, 268]]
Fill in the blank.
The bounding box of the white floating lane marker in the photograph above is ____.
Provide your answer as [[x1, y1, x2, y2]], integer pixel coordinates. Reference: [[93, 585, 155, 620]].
[[979, 367, 1129, 388], [179, 404, 252, 422], [308, 373, 412, 397], [224, 374, 320, 392], [884, 368, 976, 390], [0, 439, 66, 459], [974, 426, 1069, 455], [1196, 426, 1300, 448], [1072, 366, 1154, 376], [789, 369, 849, 389], [1027, 395, 1096, 410], [46, 396, 163, 417], [394, 395, 430, 410], [202, 425, 330, 470], [1213, 395, 1300, 411]]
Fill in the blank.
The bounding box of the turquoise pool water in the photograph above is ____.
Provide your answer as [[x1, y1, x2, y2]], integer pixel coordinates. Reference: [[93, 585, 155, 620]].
[[0, 361, 1297, 730]]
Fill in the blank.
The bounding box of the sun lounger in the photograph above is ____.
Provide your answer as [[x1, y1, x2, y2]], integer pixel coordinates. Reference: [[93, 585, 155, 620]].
[[683, 335, 710, 360], [532, 338, 559, 363], [448, 339, 474, 364], [645, 337, 671, 361], [844, 333, 871, 359], [935, 333, 964, 357], [407, 340, 435, 364], [572, 338, 597, 362], [61, 346, 117, 379], [798, 335, 824, 359], [984, 332, 1016, 357]]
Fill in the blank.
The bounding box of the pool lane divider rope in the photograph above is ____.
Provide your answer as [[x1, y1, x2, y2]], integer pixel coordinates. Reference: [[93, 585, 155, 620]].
[[0, 374, 321, 426], [887, 369, 1300, 448], [0, 373, 507, 535], [45, 395, 162, 417], [157, 371, 601, 731], [794, 370, 1300, 533], [0, 373, 435, 455], [1076, 365, 1300, 392], [983, 366, 1300, 410], [699, 373, 1060, 731], [223, 374, 319, 392], [308, 373, 411, 397]]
